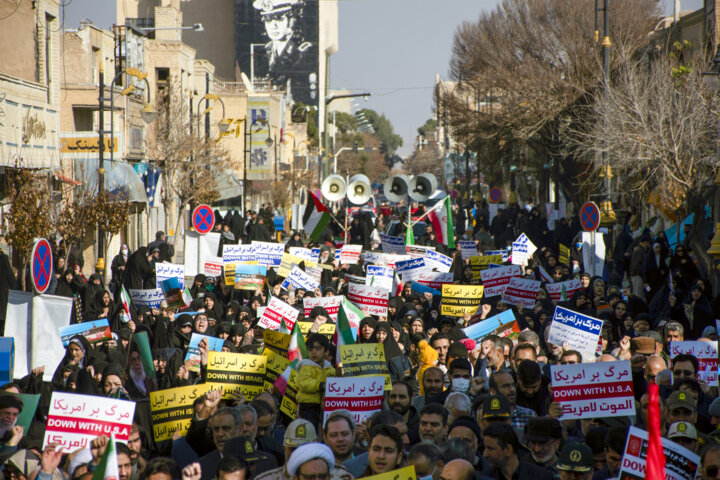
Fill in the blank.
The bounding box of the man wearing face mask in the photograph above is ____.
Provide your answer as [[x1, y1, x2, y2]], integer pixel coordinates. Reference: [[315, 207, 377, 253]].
[[428, 359, 480, 406]]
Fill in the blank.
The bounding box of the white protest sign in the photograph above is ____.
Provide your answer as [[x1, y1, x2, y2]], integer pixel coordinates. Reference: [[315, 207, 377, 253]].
[[289, 247, 318, 263], [669, 341, 718, 386], [511, 233, 537, 266], [348, 283, 389, 317], [156, 263, 184, 289], [323, 376, 385, 426], [258, 297, 299, 331], [618, 426, 699, 480], [395, 257, 429, 281], [415, 271, 454, 290], [223, 244, 255, 264], [582, 231, 606, 277], [485, 249, 509, 261], [379, 234, 406, 254], [547, 306, 602, 363], [366, 265, 394, 291], [406, 245, 435, 258], [545, 279, 583, 302], [44, 392, 136, 449], [251, 241, 285, 267], [339, 244, 363, 265], [202, 256, 223, 277], [129, 289, 165, 309], [304, 296, 343, 321], [425, 250, 453, 273], [458, 240, 477, 259], [501, 277, 541, 309], [480, 265, 523, 296], [184, 231, 221, 278], [550, 361, 634, 420], [281, 265, 320, 292]]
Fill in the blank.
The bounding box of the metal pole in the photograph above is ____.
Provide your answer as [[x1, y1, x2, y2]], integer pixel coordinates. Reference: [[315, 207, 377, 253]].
[[97, 65, 106, 270], [205, 73, 210, 140], [243, 120, 249, 215], [602, 0, 612, 207], [250, 45, 255, 90]]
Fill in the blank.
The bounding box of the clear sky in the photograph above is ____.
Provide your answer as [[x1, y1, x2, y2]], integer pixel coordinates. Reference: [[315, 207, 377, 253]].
[[63, 0, 703, 158]]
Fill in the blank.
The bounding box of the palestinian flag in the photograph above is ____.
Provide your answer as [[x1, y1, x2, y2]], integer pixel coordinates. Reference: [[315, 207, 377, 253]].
[[287, 321, 308, 363], [303, 192, 331, 242], [131, 331, 156, 382], [91, 434, 119, 480], [427, 196, 455, 248], [120, 286, 132, 323]]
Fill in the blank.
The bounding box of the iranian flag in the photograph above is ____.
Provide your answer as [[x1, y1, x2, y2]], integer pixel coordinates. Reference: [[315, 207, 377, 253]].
[[274, 360, 297, 395], [427, 196, 455, 248], [303, 192, 332, 242], [287, 321, 308, 363], [335, 301, 357, 363], [120, 286, 132, 323], [91, 435, 119, 480], [340, 296, 363, 329]]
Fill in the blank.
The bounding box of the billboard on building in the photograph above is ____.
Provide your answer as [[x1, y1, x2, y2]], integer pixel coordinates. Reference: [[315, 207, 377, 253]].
[[247, 96, 272, 180], [234, 0, 319, 107]]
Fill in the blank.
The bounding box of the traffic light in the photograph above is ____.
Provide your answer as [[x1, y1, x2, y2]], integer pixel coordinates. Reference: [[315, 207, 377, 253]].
[[353, 141, 358, 154], [379, 142, 386, 154]]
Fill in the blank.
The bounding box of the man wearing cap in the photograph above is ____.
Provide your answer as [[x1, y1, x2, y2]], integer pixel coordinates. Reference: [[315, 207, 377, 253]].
[[525, 417, 563, 476], [287, 443, 336, 480], [0, 392, 23, 461], [666, 391, 698, 429], [255, 419, 352, 480], [556, 443, 594, 480], [448, 416, 488, 471], [667, 421, 698, 453]]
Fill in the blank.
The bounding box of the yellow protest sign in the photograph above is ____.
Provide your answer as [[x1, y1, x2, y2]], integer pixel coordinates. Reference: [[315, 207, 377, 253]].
[[338, 343, 391, 390], [280, 369, 299, 418], [470, 255, 503, 279], [263, 349, 290, 391], [206, 352, 266, 400], [559, 244, 570, 265], [297, 321, 336, 340], [278, 254, 317, 278], [263, 330, 290, 356], [357, 466, 417, 480], [441, 284, 484, 317], [150, 384, 211, 442]]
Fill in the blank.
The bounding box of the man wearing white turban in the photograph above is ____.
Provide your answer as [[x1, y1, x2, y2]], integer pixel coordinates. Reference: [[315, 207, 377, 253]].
[[287, 443, 336, 480]]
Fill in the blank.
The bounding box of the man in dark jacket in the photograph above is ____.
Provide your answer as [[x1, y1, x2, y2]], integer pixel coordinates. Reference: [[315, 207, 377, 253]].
[[481, 423, 554, 480]]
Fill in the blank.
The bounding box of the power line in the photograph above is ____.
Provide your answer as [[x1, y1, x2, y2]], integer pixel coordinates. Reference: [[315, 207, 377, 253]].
[[0, 0, 24, 21]]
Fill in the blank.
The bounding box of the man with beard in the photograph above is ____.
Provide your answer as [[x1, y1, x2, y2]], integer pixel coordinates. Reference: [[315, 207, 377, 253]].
[[489, 372, 537, 429], [125, 348, 157, 401], [323, 410, 356, 465], [481, 424, 554, 480], [0, 392, 23, 462], [525, 417, 563, 477], [515, 360, 551, 416], [127, 423, 148, 479], [386, 380, 419, 443], [413, 367, 444, 411]]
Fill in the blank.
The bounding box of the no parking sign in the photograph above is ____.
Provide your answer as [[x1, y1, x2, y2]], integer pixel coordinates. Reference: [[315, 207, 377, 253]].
[[30, 238, 53, 294], [192, 205, 215, 235]]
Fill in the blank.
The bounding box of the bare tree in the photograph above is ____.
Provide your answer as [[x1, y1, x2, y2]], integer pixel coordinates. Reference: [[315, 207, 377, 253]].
[[563, 45, 719, 282], [404, 142, 445, 182], [147, 91, 232, 244]]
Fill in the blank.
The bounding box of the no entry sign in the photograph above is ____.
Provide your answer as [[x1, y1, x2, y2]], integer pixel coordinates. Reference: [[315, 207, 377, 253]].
[[192, 205, 215, 235], [30, 238, 53, 294], [579, 202, 600, 232], [489, 187, 501, 203]]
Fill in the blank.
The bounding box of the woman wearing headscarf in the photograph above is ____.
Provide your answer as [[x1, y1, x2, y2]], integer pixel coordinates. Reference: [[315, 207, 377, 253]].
[[371, 323, 410, 383], [124, 247, 153, 291], [55, 269, 76, 298], [643, 242, 669, 301], [203, 292, 225, 322], [682, 283, 713, 339], [86, 289, 116, 321], [357, 317, 377, 343], [286, 231, 304, 248], [110, 244, 129, 292]]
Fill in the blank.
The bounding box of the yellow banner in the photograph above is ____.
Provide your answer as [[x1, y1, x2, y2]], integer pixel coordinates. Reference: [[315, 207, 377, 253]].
[[441, 284, 484, 317], [559, 244, 570, 265], [280, 369, 299, 418], [297, 321, 336, 337], [263, 330, 290, 356], [358, 466, 417, 480], [263, 349, 290, 391], [150, 384, 211, 442], [470, 255, 503, 279], [338, 343, 391, 389], [206, 351, 266, 400], [60, 136, 117, 153], [278, 254, 317, 278]]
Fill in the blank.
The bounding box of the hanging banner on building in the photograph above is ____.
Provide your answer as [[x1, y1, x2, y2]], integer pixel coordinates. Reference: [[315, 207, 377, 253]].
[[669, 341, 718, 386], [480, 265, 523, 296], [206, 352, 266, 400], [44, 392, 136, 449], [347, 284, 388, 317], [245, 96, 273, 179], [618, 426, 699, 480], [441, 285, 484, 317], [545, 279, 583, 302], [323, 376, 384, 426], [150, 384, 211, 442], [380, 234, 405, 254], [257, 297, 299, 331], [550, 360, 634, 420], [501, 277, 541, 309], [547, 306, 602, 364]]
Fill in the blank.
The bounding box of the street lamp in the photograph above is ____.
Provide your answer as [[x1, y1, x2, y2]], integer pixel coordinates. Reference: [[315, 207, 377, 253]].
[[195, 94, 229, 139], [97, 64, 155, 273]]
